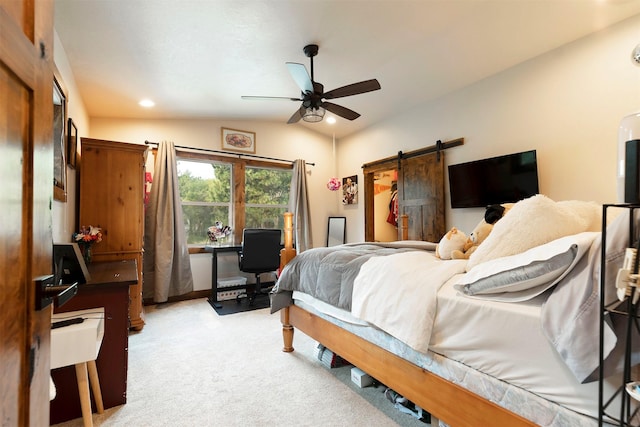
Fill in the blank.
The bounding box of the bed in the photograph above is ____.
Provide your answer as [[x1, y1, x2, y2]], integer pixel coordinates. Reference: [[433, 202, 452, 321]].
[[271, 196, 640, 427]]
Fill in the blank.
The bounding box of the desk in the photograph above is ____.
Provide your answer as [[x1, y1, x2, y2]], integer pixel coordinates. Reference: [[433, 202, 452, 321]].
[[204, 244, 244, 309], [50, 260, 137, 425]]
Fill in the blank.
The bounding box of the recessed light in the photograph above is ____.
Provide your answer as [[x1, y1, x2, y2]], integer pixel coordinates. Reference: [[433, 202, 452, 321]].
[[326, 116, 336, 124], [139, 99, 155, 108]]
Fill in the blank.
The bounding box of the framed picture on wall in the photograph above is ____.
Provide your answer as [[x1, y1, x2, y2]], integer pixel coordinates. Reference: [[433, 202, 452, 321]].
[[221, 127, 256, 154], [53, 73, 67, 202], [342, 175, 358, 205], [67, 117, 78, 169]]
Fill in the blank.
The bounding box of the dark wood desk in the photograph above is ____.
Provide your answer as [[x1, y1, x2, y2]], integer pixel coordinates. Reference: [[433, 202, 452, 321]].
[[50, 260, 137, 424], [204, 244, 244, 309]]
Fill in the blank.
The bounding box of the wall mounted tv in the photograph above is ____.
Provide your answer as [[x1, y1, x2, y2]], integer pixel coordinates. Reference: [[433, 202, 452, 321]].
[[448, 150, 539, 208]]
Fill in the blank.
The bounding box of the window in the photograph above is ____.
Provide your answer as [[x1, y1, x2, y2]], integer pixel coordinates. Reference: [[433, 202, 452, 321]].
[[177, 160, 231, 245], [176, 153, 291, 245], [245, 166, 291, 230]]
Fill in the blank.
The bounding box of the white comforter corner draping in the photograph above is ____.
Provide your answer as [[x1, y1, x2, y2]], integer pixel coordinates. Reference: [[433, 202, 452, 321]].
[[351, 251, 467, 353], [542, 209, 635, 383]]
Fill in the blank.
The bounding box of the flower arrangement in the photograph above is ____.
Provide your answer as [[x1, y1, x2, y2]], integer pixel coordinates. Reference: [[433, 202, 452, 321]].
[[326, 177, 341, 191], [72, 225, 102, 264], [207, 221, 232, 243]]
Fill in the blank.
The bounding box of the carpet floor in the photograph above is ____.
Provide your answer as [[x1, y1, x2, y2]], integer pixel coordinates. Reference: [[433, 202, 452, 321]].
[[52, 298, 431, 427]]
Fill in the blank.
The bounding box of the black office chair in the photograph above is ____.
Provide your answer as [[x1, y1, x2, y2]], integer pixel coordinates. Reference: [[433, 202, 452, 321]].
[[236, 228, 282, 305]]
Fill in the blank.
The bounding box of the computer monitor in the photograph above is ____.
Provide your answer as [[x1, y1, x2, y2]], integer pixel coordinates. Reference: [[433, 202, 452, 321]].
[[53, 243, 91, 285]]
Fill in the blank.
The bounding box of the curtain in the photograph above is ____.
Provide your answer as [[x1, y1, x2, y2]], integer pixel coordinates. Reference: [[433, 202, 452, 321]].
[[143, 141, 194, 302], [289, 159, 312, 253]]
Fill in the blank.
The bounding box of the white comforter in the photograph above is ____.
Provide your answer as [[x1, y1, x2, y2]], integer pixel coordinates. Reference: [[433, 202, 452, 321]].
[[351, 229, 613, 382], [351, 251, 466, 353]]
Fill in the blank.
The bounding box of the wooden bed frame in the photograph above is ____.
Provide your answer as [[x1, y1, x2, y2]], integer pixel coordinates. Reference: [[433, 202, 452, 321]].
[[278, 213, 537, 427]]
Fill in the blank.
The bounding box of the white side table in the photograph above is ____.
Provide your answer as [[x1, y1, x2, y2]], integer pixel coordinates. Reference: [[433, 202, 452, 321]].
[[51, 307, 105, 427]]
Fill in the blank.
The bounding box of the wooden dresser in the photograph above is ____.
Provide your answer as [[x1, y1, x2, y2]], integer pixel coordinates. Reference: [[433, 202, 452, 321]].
[[50, 260, 137, 424], [79, 138, 147, 330]]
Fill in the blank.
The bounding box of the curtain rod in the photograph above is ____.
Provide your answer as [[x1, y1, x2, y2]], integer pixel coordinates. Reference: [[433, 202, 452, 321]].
[[144, 141, 315, 166]]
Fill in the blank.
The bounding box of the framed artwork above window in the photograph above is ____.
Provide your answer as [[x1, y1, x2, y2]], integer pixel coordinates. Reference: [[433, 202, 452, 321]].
[[221, 127, 256, 154]]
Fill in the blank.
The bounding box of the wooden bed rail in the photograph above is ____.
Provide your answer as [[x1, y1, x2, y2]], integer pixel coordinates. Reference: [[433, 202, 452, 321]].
[[277, 211, 538, 427], [280, 212, 297, 272]]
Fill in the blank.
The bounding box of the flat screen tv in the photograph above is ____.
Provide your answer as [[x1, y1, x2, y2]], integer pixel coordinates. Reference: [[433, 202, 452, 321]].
[[448, 150, 539, 208], [53, 243, 91, 285]]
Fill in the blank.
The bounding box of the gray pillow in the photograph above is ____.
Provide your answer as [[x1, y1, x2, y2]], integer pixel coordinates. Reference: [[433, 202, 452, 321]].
[[454, 232, 597, 302]]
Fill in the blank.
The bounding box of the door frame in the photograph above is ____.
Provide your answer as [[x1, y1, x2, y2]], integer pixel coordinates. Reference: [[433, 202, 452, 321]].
[[362, 138, 464, 242]]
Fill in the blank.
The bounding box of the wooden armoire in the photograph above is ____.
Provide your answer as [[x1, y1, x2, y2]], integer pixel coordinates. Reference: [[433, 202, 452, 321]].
[[79, 138, 146, 330]]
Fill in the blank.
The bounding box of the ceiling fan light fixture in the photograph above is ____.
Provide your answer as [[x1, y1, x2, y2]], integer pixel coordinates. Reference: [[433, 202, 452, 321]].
[[242, 44, 380, 124], [302, 106, 325, 123]]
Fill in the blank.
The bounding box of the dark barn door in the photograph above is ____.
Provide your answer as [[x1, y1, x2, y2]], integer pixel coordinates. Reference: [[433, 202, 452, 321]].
[[398, 152, 445, 242]]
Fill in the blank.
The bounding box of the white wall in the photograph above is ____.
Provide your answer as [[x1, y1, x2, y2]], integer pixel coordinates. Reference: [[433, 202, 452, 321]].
[[52, 30, 90, 243], [337, 14, 640, 239]]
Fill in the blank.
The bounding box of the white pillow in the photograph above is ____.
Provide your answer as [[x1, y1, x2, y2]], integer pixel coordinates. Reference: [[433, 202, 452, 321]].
[[466, 195, 592, 271], [454, 232, 597, 302], [557, 199, 602, 232]]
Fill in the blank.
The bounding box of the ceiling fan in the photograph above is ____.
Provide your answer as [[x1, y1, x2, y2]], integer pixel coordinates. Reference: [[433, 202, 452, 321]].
[[241, 44, 381, 124]]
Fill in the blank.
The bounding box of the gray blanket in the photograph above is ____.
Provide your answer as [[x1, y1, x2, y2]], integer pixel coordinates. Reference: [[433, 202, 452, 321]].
[[270, 242, 432, 313]]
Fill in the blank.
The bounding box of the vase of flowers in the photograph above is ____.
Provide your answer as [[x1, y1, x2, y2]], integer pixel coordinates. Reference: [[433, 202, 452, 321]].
[[207, 221, 232, 246], [73, 225, 103, 264]]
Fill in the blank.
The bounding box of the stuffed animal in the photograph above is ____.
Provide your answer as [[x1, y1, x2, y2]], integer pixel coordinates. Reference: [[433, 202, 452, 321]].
[[450, 220, 493, 259], [435, 227, 468, 260], [450, 203, 513, 260]]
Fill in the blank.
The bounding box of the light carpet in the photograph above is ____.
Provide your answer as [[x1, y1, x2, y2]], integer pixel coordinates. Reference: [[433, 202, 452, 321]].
[[52, 298, 430, 426]]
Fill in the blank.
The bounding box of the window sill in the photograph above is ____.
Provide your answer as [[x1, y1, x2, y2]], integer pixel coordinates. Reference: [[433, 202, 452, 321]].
[[188, 246, 208, 255]]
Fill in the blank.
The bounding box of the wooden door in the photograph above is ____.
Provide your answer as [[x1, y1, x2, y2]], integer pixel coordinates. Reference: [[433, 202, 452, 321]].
[[0, 1, 54, 425], [398, 152, 445, 242], [364, 152, 445, 243]]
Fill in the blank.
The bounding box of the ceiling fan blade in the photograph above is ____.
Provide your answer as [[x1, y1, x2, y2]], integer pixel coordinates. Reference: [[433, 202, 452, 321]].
[[287, 106, 306, 124], [241, 95, 302, 101], [323, 79, 381, 100], [322, 102, 361, 121], [286, 62, 313, 94]]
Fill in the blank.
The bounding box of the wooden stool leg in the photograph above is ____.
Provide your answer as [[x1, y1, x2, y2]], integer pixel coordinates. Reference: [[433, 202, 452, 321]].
[[75, 362, 93, 427], [87, 360, 104, 413]]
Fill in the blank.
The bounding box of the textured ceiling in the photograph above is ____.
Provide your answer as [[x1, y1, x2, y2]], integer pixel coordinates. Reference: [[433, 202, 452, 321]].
[[54, 0, 640, 138]]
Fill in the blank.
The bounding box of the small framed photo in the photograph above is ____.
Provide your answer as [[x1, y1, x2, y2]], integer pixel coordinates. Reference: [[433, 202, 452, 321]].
[[342, 175, 358, 205], [67, 117, 78, 169], [221, 127, 256, 154]]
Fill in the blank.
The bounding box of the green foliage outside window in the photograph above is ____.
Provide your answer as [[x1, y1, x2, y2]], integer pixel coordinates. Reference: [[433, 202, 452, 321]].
[[177, 160, 291, 245], [178, 162, 231, 245], [245, 167, 291, 230]]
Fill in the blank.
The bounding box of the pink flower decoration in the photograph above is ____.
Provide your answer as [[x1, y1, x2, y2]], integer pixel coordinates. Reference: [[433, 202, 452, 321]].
[[326, 177, 341, 191]]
